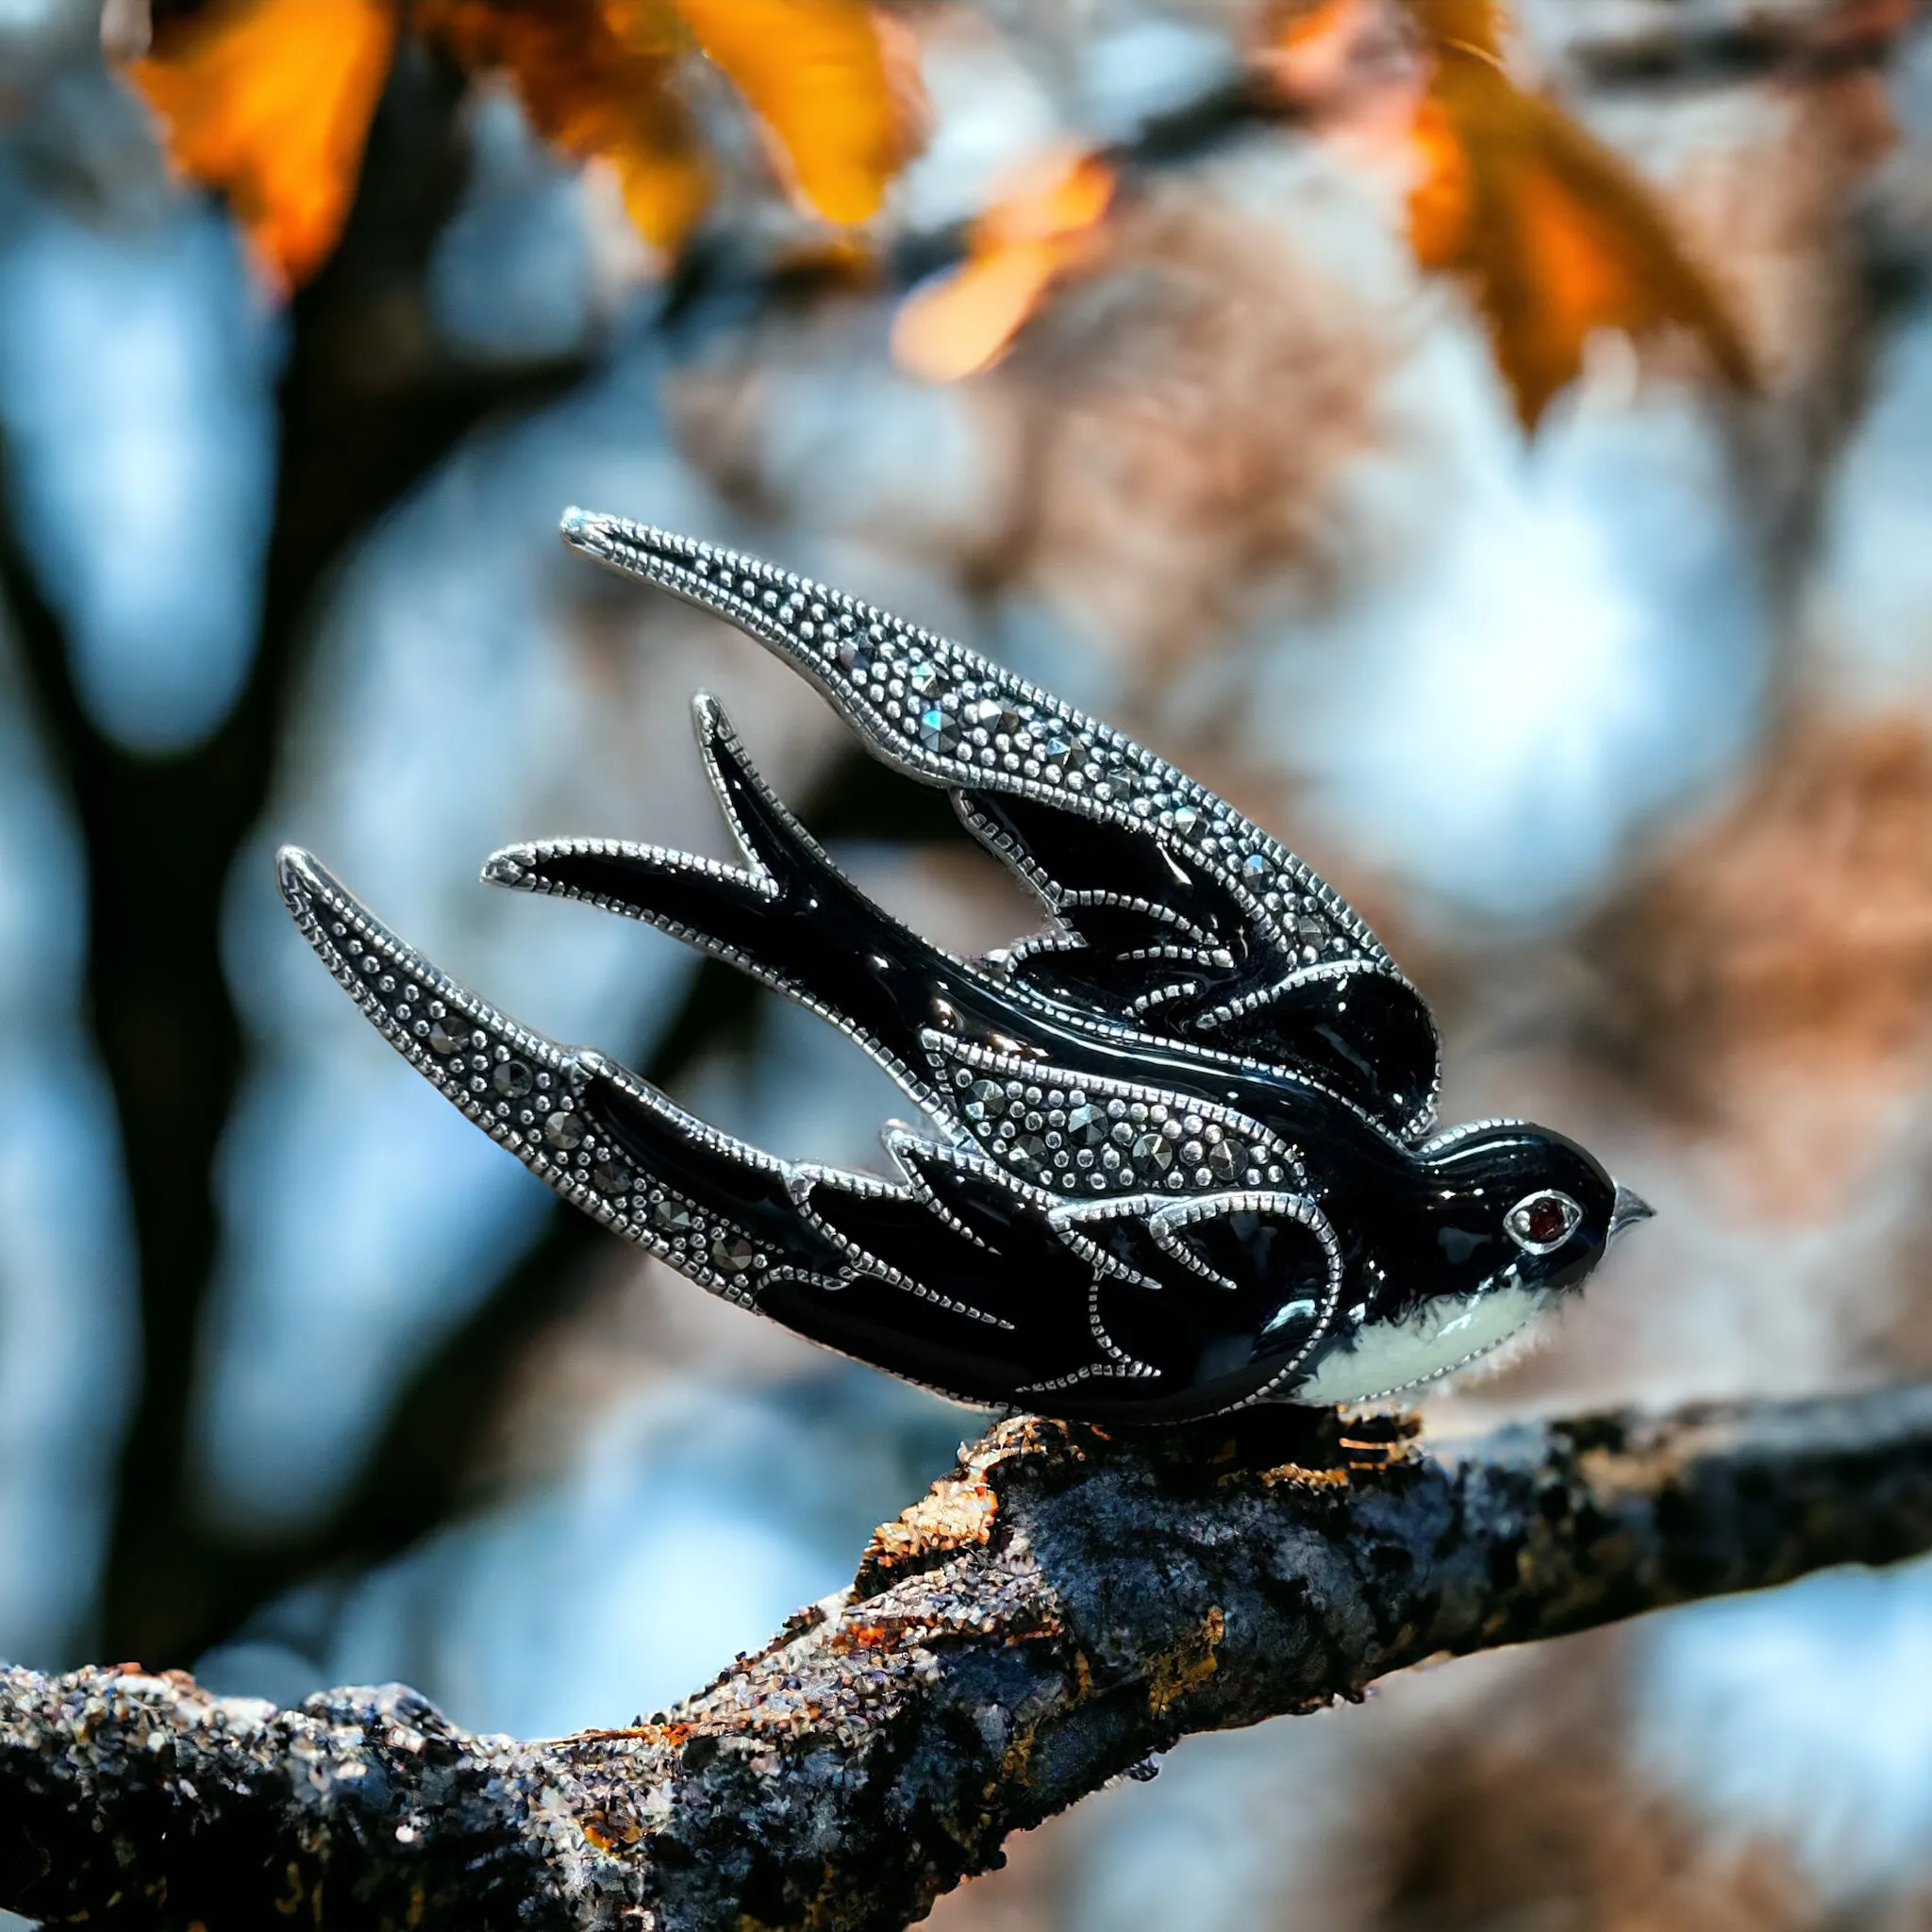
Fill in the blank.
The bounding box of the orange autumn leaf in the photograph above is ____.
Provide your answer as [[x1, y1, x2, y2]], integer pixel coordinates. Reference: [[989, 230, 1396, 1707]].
[[669, 0, 914, 226], [130, 0, 397, 290], [892, 148, 1118, 382], [1410, 0, 1507, 58], [893, 245, 1070, 382], [1274, 0, 1365, 59], [1257, 0, 1421, 123], [422, 0, 710, 251], [1403, 2, 1753, 426], [422, 0, 909, 256]]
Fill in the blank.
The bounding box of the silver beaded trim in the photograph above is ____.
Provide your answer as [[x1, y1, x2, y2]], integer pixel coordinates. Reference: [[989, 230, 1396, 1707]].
[[275, 849, 836, 1305], [922, 1029, 1305, 1201], [559, 509, 1442, 1141]]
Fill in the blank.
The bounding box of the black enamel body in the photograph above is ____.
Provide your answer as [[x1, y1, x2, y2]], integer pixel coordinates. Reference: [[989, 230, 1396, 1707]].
[[276, 513, 1635, 1424]]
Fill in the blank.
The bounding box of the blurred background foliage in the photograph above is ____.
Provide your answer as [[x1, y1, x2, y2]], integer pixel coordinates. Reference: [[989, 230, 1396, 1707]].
[[4, 0, 1932, 1924]]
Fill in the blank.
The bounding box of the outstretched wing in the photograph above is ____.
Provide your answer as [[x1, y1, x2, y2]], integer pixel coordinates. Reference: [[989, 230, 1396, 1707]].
[[277, 848, 1341, 1423], [559, 510, 1441, 1141]]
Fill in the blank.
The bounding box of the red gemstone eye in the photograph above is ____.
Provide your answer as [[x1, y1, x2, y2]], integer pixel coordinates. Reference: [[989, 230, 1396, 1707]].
[[1507, 1191, 1579, 1251], [1522, 1197, 1568, 1243]]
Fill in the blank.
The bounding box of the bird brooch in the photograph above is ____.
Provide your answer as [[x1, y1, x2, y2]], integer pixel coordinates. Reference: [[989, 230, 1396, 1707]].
[[279, 509, 1652, 1424]]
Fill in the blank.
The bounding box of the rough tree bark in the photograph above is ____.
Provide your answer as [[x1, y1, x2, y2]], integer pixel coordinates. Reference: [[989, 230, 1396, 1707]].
[[7, 1383, 1932, 1932]]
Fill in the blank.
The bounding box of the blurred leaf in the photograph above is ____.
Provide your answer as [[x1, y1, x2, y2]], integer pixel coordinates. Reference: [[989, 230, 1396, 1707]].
[[898, 0, 1748, 416], [1257, 0, 1419, 120], [891, 147, 1117, 381], [1402, 0, 1755, 425], [130, 0, 398, 289], [133, 0, 912, 284], [421, 0, 710, 251], [669, 0, 917, 226], [422, 0, 911, 256]]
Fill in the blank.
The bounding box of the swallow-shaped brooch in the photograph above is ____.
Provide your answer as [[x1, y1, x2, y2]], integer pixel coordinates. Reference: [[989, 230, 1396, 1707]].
[[279, 509, 1652, 1424]]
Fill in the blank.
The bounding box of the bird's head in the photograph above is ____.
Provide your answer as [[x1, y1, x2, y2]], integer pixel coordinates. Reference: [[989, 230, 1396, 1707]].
[[1420, 1119, 1650, 1300], [1290, 1120, 1651, 1405]]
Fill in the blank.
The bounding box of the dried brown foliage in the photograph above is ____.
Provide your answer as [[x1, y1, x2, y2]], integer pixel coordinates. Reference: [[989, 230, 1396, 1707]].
[[1400, 0, 1754, 427], [125, 0, 1897, 428], [1371, 1643, 1817, 1932], [893, 0, 1764, 429], [1586, 716, 1932, 1171], [993, 181, 1395, 677]]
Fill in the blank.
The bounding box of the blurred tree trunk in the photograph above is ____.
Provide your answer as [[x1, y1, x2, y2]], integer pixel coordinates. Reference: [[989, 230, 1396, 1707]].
[[0, 37, 585, 1667]]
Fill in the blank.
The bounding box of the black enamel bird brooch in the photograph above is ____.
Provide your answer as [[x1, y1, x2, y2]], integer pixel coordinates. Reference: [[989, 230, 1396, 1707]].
[[279, 509, 1652, 1424]]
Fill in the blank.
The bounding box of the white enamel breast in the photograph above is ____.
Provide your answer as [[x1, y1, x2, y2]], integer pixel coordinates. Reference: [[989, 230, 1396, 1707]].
[[1292, 1281, 1556, 1405]]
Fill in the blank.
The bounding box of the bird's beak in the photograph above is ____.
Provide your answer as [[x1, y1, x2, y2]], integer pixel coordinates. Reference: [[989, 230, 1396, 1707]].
[[1607, 1183, 1655, 1243]]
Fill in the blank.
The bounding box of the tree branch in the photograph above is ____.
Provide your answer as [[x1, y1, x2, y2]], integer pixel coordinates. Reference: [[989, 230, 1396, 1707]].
[[8, 1382, 1932, 1931]]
